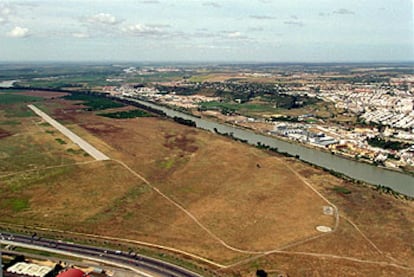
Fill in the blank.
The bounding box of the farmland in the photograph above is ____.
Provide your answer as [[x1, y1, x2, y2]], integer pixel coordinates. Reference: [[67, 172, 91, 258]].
[[0, 90, 413, 276]]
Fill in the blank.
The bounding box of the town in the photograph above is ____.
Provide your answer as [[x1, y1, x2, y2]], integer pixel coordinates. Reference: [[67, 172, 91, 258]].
[[101, 65, 414, 173]]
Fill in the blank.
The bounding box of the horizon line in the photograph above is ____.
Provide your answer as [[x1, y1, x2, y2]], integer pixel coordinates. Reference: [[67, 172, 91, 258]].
[[0, 60, 414, 65]]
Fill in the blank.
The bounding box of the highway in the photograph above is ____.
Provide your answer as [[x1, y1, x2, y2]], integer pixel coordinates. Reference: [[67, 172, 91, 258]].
[[0, 231, 204, 277], [27, 104, 110, 161]]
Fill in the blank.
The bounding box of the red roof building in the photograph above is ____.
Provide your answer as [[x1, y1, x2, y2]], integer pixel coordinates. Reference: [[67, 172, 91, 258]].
[[57, 269, 85, 277]]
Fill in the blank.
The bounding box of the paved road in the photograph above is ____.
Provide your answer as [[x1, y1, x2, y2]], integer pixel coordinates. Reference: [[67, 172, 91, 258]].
[[28, 104, 110, 161], [0, 231, 204, 277]]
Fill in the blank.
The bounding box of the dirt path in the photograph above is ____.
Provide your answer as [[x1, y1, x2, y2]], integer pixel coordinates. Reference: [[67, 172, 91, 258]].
[[112, 159, 263, 255], [0, 160, 101, 178], [222, 248, 414, 271], [2, 155, 412, 272], [5, 110, 412, 273]]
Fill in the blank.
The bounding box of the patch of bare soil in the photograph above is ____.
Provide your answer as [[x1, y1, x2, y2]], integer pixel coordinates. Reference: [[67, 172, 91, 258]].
[[80, 122, 122, 136], [164, 130, 198, 153], [0, 128, 11, 139]]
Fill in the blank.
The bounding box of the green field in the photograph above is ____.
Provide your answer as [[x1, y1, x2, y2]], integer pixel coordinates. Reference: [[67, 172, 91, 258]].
[[98, 109, 152, 119], [2, 64, 123, 88], [0, 94, 42, 105], [18, 75, 115, 89], [0, 94, 42, 117], [63, 94, 124, 111]]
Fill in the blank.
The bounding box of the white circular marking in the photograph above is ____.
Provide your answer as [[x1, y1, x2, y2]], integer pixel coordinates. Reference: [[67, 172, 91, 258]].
[[316, 225, 332, 232]]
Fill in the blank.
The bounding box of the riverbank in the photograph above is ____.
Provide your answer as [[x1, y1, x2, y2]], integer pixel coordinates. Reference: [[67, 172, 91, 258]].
[[3, 87, 413, 196], [155, 100, 411, 176], [124, 96, 413, 200], [118, 95, 414, 197]]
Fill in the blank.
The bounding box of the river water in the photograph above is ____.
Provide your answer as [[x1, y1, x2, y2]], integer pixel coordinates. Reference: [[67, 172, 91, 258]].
[[121, 97, 414, 197], [0, 80, 16, 88]]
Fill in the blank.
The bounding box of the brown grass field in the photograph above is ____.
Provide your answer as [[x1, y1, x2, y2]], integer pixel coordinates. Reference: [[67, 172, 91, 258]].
[[0, 91, 413, 276]]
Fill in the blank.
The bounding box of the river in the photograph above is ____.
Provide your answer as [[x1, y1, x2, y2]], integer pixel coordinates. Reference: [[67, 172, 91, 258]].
[[121, 96, 414, 197], [0, 80, 17, 88]]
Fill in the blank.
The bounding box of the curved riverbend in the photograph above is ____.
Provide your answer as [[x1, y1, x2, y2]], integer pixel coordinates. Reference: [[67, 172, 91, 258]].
[[122, 96, 414, 197]]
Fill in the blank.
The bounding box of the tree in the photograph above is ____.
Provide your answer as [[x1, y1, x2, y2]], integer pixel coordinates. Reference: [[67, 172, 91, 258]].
[[256, 269, 268, 277]]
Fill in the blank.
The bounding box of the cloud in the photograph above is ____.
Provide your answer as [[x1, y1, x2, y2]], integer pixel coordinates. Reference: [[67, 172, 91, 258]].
[[248, 27, 264, 32], [177, 43, 233, 51], [191, 30, 218, 39], [202, 1, 221, 8], [318, 12, 329, 17], [6, 26, 29, 38], [284, 20, 304, 27], [0, 3, 14, 25], [122, 23, 169, 37], [333, 8, 354, 15], [86, 13, 120, 25], [221, 31, 250, 41], [72, 32, 89, 38], [250, 15, 275, 20], [146, 23, 170, 28], [227, 31, 242, 38], [140, 0, 160, 3], [283, 15, 303, 27], [0, 2, 38, 26], [196, 44, 233, 50], [7, 1, 39, 8], [189, 30, 252, 43]]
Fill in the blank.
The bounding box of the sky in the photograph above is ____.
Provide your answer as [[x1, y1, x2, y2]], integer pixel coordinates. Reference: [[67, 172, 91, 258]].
[[0, 0, 413, 62]]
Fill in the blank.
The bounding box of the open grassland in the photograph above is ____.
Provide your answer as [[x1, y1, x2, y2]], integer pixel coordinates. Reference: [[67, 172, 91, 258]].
[[0, 93, 93, 173], [36, 101, 334, 261], [161, 135, 333, 251], [0, 110, 91, 175], [0, 95, 413, 276], [224, 250, 412, 277], [285, 159, 414, 264], [51, 100, 414, 275], [1, 162, 138, 227]]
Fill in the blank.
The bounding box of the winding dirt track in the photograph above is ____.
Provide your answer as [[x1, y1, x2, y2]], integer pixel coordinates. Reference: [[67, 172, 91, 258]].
[[21, 104, 413, 273]]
